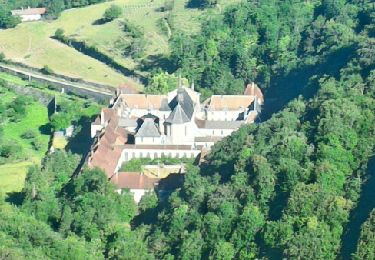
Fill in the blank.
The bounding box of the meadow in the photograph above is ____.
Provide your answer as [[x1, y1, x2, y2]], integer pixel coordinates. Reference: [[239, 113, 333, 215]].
[[0, 0, 239, 87], [0, 73, 101, 192], [0, 87, 50, 192]]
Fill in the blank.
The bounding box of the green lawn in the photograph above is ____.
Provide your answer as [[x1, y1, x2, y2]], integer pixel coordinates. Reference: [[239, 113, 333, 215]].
[[2, 93, 50, 157], [0, 88, 49, 192], [0, 72, 28, 86], [0, 162, 31, 193]]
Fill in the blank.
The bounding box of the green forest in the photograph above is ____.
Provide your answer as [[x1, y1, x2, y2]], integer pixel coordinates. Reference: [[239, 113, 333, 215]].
[[1, 0, 374, 259]]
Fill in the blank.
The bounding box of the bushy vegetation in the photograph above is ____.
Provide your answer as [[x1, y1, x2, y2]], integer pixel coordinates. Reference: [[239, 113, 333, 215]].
[[0, 84, 38, 164], [1, 151, 152, 259], [0, 7, 21, 29], [102, 4, 122, 23], [138, 0, 375, 259], [1, 1, 374, 259], [170, 0, 374, 97]]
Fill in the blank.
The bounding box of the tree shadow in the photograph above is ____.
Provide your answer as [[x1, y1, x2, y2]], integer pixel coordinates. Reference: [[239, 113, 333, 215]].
[[262, 45, 357, 121], [39, 123, 52, 135], [138, 54, 175, 75], [65, 116, 93, 156], [47, 97, 56, 118], [340, 157, 375, 259], [65, 116, 96, 177], [5, 191, 24, 206], [185, 0, 205, 9], [92, 18, 107, 25]]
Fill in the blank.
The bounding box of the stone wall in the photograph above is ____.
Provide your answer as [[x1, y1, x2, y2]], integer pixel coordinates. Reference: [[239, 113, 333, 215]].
[[0, 63, 114, 103]]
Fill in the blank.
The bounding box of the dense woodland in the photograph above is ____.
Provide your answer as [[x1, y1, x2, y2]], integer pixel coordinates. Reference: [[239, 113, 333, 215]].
[[0, 0, 374, 259]]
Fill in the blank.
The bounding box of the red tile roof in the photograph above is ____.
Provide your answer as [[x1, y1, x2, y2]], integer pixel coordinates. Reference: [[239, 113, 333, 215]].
[[244, 83, 264, 103], [111, 172, 159, 190], [12, 8, 46, 16], [88, 112, 128, 178], [208, 95, 255, 111], [120, 94, 167, 109]]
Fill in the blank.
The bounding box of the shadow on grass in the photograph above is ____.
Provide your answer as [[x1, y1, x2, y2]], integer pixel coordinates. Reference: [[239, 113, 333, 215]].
[[65, 116, 93, 156], [39, 123, 52, 135], [65, 116, 96, 176], [5, 191, 24, 206], [185, 0, 205, 9], [139, 54, 175, 75], [92, 18, 109, 25]]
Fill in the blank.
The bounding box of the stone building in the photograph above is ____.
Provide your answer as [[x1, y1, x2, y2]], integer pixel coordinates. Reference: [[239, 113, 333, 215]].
[[87, 83, 263, 201], [11, 7, 46, 22]]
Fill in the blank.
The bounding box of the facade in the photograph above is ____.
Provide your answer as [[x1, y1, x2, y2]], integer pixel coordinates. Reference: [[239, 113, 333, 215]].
[[88, 83, 263, 201], [11, 7, 46, 22]]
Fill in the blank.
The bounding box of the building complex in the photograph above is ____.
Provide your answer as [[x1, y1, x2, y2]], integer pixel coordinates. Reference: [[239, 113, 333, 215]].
[[88, 83, 263, 201]]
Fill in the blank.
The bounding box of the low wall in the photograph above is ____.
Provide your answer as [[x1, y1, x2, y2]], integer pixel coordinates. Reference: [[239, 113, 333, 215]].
[[7, 83, 53, 106], [0, 64, 114, 103]]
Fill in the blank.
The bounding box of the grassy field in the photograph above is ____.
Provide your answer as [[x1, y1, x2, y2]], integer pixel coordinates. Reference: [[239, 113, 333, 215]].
[[0, 0, 239, 87], [0, 162, 31, 193], [0, 73, 102, 193], [0, 89, 49, 193]]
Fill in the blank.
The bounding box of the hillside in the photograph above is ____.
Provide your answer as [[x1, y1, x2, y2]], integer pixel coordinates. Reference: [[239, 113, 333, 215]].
[[139, 1, 375, 259], [0, 0, 374, 259], [0, 0, 240, 88], [0, 73, 100, 193]]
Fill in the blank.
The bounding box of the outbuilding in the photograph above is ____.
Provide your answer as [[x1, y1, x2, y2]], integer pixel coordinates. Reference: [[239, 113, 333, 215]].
[[11, 7, 46, 22]]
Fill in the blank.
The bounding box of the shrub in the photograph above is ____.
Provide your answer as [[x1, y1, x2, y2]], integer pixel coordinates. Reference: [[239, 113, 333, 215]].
[[54, 28, 65, 39], [123, 19, 144, 38], [0, 142, 23, 161], [41, 65, 55, 75], [103, 5, 122, 22], [0, 52, 5, 62], [31, 138, 43, 151], [0, 9, 21, 29], [21, 130, 37, 140]]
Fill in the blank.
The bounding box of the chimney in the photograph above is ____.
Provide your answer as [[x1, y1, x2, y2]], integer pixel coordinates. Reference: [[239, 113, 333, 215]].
[[178, 73, 182, 88], [191, 79, 195, 91], [251, 82, 255, 96]]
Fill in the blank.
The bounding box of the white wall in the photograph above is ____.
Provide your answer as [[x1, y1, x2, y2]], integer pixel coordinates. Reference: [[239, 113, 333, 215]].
[[91, 124, 103, 138], [206, 110, 243, 121], [131, 189, 148, 203], [135, 136, 163, 145], [198, 128, 235, 137], [20, 14, 42, 22]]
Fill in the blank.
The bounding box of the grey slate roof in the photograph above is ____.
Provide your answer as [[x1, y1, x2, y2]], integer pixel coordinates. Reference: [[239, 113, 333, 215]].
[[169, 88, 194, 119], [160, 98, 171, 111], [136, 118, 161, 137], [165, 104, 190, 124], [118, 118, 138, 128], [198, 120, 244, 129]]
